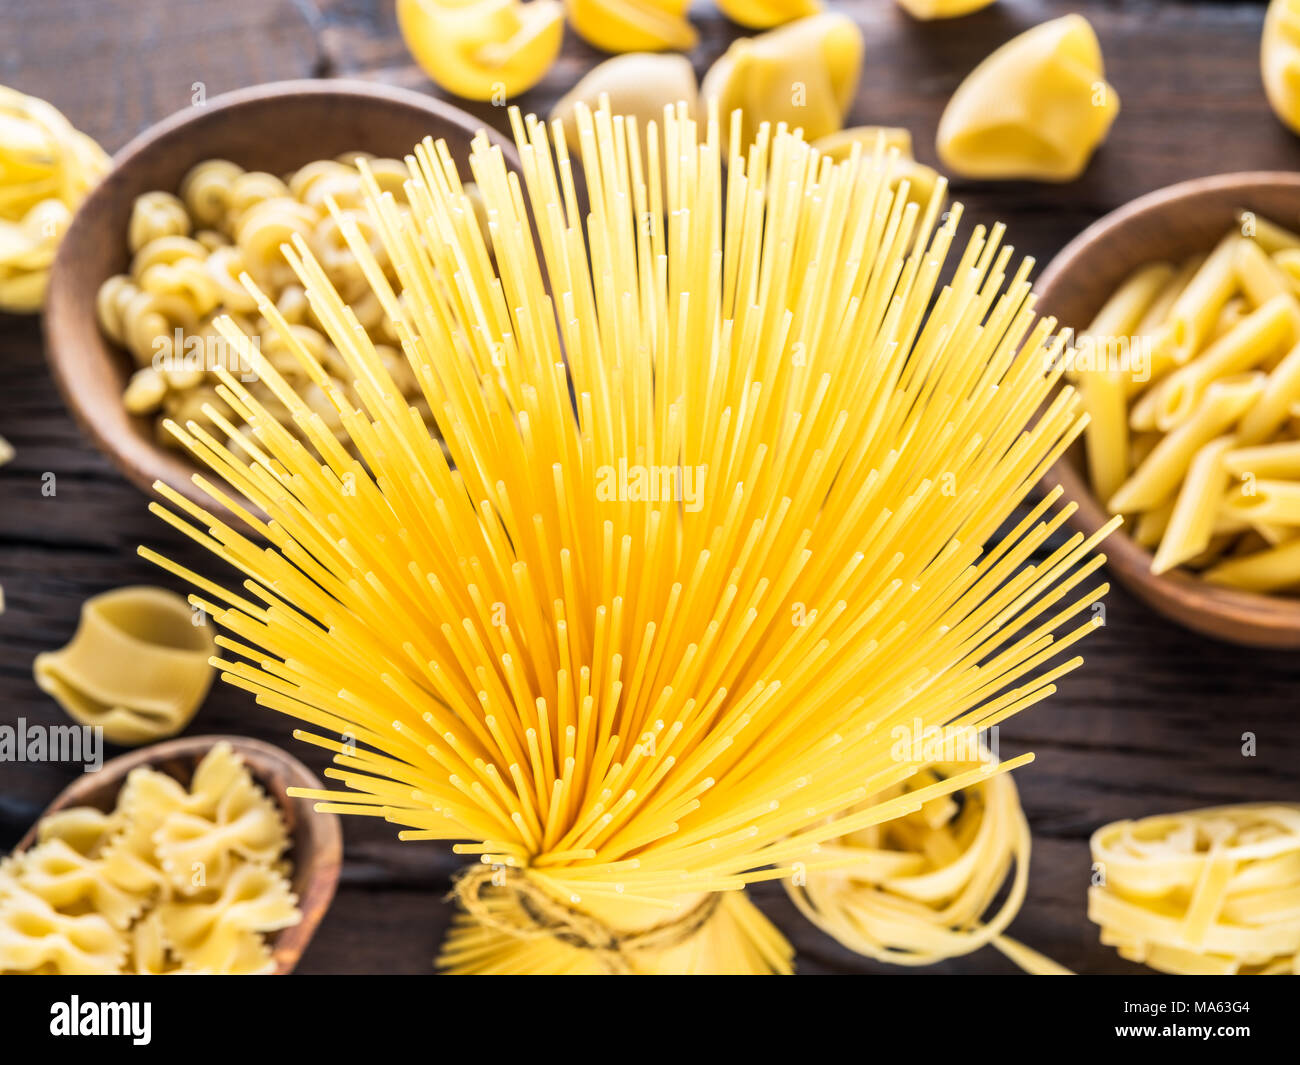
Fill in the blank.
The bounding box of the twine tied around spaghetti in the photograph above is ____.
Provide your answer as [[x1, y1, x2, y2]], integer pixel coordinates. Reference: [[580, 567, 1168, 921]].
[[450, 864, 723, 974]]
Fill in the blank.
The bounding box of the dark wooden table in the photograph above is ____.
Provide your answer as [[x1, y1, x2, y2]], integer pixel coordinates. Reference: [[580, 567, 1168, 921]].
[[2, 0, 1298, 975]]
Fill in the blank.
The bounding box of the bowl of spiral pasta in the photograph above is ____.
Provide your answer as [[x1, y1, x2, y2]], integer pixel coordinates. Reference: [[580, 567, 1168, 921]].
[[43, 79, 517, 517], [1035, 170, 1300, 647]]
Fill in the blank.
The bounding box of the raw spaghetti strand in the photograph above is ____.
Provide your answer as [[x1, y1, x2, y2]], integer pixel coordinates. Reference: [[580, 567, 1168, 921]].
[[142, 100, 1114, 974], [1089, 803, 1300, 974]]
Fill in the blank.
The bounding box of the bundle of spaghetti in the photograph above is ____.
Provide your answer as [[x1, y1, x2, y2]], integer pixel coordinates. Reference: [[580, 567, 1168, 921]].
[[786, 739, 1070, 973], [1089, 803, 1300, 975], [141, 100, 1115, 974]]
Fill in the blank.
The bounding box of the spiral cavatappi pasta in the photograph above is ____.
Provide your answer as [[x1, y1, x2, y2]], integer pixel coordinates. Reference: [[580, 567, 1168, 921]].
[[936, 15, 1119, 182], [97, 154, 471, 457], [33, 586, 216, 746]]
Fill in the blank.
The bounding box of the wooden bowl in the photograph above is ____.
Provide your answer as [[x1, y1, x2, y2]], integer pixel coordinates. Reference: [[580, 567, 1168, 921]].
[[43, 79, 520, 515], [16, 734, 342, 974], [1035, 171, 1300, 648]]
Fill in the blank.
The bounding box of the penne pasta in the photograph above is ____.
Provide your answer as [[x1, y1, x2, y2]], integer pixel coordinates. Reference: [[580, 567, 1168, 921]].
[[1151, 436, 1236, 575], [1109, 374, 1264, 514], [1219, 478, 1300, 528], [1239, 209, 1300, 254], [1077, 214, 1300, 590], [1133, 496, 1176, 548], [1223, 439, 1300, 478], [1080, 368, 1129, 503], [1235, 236, 1294, 306], [1083, 261, 1174, 344], [1208, 296, 1250, 342], [1204, 536, 1300, 592], [1237, 339, 1300, 444], [1138, 254, 1205, 335]]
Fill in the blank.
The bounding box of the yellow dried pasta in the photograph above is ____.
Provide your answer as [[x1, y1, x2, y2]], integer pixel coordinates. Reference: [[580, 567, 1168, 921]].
[[936, 15, 1118, 181], [33, 586, 216, 746], [0, 84, 109, 312], [0, 742, 300, 975], [701, 13, 864, 156], [1089, 804, 1300, 975], [397, 0, 564, 100]]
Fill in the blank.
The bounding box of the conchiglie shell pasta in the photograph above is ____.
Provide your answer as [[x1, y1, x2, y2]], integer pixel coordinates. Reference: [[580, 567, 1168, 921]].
[[896, 0, 996, 19], [550, 53, 699, 154], [1263, 0, 1300, 135], [701, 13, 864, 156], [936, 14, 1119, 181], [33, 586, 216, 746]]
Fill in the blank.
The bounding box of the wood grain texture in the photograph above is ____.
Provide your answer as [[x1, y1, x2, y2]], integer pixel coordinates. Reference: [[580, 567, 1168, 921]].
[[2, 0, 1298, 975]]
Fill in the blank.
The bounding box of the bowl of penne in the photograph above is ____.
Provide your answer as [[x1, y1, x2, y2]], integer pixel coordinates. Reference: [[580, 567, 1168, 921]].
[[1035, 171, 1300, 647]]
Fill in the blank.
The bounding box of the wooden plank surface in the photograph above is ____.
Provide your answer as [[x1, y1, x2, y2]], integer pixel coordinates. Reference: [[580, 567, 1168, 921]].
[[1, 0, 1298, 975]]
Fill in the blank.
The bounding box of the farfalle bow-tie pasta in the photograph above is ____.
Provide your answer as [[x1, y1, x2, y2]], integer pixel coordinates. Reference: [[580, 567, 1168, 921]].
[[566, 0, 697, 53], [1263, 0, 1300, 134], [936, 14, 1119, 182], [34, 586, 215, 745], [715, 0, 821, 31], [0, 743, 300, 975]]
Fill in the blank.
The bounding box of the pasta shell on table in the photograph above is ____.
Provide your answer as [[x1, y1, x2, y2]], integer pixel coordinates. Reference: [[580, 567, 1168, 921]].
[[895, 0, 996, 20], [158, 864, 300, 974], [153, 770, 288, 891], [812, 126, 944, 214], [396, 0, 565, 101], [701, 12, 865, 157], [564, 0, 697, 53], [935, 14, 1119, 181], [1263, 0, 1300, 134], [715, 0, 821, 31], [0, 83, 109, 313], [33, 586, 217, 747], [549, 52, 699, 154]]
